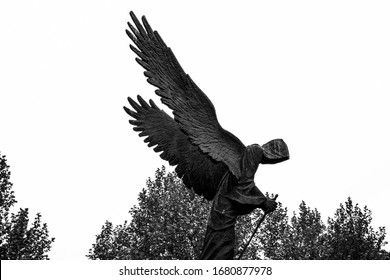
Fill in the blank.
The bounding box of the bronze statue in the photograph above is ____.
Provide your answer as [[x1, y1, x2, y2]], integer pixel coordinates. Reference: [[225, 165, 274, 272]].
[[124, 11, 289, 259]]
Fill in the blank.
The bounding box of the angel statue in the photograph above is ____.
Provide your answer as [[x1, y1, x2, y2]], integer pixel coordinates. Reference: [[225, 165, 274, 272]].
[[124, 11, 289, 260]]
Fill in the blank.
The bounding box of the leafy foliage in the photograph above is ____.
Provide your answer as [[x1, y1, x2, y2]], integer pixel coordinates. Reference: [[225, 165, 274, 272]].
[[88, 166, 389, 260], [87, 221, 132, 260], [240, 199, 388, 260], [325, 197, 388, 259], [246, 202, 291, 260], [87, 167, 211, 259], [285, 202, 327, 259], [0, 152, 55, 260]]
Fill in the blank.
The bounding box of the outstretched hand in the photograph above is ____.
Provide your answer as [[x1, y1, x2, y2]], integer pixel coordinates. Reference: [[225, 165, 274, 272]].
[[261, 194, 278, 213]]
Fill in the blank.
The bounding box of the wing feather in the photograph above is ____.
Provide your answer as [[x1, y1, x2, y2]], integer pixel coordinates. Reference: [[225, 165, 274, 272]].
[[126, 11, 246, 178], [124, 96, 227, 200]]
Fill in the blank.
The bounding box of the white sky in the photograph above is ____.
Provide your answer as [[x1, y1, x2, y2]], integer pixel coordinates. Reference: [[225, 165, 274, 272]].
[[1, 0, 389, 260]]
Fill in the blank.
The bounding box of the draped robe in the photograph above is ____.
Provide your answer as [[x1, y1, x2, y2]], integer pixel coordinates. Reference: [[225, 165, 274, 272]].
[[200, 145, 267, 259]]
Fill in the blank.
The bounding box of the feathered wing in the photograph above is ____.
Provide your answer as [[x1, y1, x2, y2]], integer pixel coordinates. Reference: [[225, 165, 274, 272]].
[[124, 96, 228, 200], [126, 11, 246, 178]]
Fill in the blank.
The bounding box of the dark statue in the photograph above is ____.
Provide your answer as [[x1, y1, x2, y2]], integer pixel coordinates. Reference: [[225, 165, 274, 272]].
[[124, 11, 289, 260]]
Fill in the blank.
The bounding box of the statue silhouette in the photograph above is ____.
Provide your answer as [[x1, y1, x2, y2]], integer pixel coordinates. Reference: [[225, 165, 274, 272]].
[[124, 11, 289, 259]]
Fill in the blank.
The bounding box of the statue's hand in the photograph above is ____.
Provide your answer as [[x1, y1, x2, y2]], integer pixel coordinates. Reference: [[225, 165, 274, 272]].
[[260, 194, 278, 213]]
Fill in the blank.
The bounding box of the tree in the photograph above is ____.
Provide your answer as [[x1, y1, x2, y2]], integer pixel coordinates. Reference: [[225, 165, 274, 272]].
[[325, 197, 388, 259], [87, 166, 211, 260], [287, 201, 327, 259], [254, 202, 292, 260], [235, 199, 290, 260], [0, 152, 55, 260], [252, 198, 389, 260], [87, 220, 134, 260], [0, 152, 16, 252], [88, 167, 285, 260], [88, 166, 389, 260], [235, 199, 388, 260]]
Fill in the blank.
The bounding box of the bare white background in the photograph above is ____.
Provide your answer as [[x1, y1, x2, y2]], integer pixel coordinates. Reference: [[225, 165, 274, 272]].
[[1, 0, 389, 259]]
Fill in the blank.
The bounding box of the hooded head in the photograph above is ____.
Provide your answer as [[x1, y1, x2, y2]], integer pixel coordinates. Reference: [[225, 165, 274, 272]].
[[260, 139, 289, 164], [240, 139, 289, 180]]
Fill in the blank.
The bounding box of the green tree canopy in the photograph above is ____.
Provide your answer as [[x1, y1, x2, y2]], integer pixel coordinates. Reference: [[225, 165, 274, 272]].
[[0, 152, 55, 260]]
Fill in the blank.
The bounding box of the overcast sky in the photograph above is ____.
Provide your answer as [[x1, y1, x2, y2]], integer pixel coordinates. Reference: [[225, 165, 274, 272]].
[[1, 0, 389, 260]]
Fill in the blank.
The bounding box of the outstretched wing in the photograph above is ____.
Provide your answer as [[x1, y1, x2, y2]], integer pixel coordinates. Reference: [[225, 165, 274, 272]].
[[124, 95, 228, 200], [126, 11, 246, 178]]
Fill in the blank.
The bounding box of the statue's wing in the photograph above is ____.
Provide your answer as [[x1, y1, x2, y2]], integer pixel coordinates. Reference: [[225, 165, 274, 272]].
[[124, 95, 228, 200], [126, 11, 246, 179]]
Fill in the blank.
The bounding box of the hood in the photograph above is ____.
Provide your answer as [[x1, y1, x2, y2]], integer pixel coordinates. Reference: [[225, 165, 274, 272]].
[[261, 139, 290, 164]]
